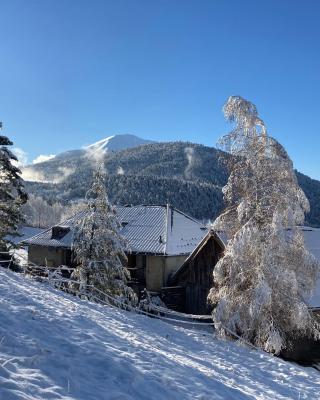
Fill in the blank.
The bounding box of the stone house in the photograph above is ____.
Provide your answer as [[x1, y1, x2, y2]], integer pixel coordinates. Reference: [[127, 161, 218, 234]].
[[24, 204, 209, 296]]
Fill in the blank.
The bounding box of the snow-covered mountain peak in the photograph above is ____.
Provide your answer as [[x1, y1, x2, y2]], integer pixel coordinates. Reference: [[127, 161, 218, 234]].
[[21, 133, 155, 182], [86, 135, 116, 151], [85, 134, 154, 153]]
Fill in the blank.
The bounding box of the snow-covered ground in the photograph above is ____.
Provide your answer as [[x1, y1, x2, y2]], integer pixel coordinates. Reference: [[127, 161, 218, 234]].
[[0, 269, 320, 400]]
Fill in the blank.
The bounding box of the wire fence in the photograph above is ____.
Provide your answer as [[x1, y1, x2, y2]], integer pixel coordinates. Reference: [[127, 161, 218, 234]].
[[2, 249, 271, 352], [4, 250, 215, 327]]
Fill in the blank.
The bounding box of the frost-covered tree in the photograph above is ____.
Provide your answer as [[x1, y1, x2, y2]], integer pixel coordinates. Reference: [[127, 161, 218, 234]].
[[208, 96, 320, 354], [60, 199, 87, 223], [0, 133, 27, 248], [22, 194, 64, 228], [72, 167, 136, 305]]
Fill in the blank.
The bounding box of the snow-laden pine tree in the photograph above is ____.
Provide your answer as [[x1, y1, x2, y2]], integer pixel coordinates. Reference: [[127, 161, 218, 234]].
[[71, 166, 137, 306], [208, 96, 320, 354], [0, 134, 27, 249]]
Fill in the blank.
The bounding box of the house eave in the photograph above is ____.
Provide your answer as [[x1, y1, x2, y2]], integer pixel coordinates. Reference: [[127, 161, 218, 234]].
[[26, 243, 190, 257], [169, 229, 225, 284]]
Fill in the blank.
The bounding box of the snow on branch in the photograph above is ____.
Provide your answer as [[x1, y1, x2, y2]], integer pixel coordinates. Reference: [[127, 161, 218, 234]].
[[209, 96, 320, 354], [71, 165, 137, 306]]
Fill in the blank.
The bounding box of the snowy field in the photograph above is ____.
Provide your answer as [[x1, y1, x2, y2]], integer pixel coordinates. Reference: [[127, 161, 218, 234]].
[[0, 269, 320, 400]]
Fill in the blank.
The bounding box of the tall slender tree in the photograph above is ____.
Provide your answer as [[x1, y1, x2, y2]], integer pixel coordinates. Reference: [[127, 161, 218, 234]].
[[208, 96, 320, 354], [0, 132, 27, 249], [72, 167, 136, 305]]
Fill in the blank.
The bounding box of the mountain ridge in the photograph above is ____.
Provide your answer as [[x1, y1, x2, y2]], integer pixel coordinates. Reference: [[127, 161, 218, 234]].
[[23, 136, 320, 226]]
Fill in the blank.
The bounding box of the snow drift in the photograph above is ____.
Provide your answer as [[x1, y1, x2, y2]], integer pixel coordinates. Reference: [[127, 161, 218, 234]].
[[0, 269, 319, 400]]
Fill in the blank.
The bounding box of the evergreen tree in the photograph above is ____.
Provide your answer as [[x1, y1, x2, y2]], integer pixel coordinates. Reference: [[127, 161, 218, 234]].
[[72, 167, 136, 305], [208, 96, 320, 354], [0, 133, 27, 249]]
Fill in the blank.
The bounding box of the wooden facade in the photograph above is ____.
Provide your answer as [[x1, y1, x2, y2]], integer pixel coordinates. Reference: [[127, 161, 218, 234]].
[[167, 230, 224, 315]]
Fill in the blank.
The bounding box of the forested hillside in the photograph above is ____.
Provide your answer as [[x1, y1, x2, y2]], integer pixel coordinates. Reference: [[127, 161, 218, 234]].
[[295, 172, 320, 227], [24, 141, 320, 225]]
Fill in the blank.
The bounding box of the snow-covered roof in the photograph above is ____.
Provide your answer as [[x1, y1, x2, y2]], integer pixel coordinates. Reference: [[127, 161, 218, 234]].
[[23, 205, 208, 256], [170, 230, 225, 284], [5, 226, 44, 245]]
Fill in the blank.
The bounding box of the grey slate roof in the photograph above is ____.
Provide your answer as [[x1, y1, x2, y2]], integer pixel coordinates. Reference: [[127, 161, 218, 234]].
[[23, 205, 208, 256]]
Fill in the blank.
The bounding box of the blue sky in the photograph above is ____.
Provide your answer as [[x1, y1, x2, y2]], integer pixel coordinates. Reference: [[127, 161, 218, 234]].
[[1, 0, 320, 178]]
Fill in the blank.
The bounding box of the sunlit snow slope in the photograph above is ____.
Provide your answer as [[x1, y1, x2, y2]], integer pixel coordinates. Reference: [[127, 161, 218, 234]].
[[85, 134, 153, 153], [0, 269, 319, 400]]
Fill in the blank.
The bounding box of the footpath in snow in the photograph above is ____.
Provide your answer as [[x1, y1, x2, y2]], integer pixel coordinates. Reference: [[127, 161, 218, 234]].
[[0, 268, 320, 400]]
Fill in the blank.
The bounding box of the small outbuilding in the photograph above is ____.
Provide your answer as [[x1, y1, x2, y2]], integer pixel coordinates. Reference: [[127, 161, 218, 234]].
[[163, 225, 320, 316], [165, 230, 224, 314]]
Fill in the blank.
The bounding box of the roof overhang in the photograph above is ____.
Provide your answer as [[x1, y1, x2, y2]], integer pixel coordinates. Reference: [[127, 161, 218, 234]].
[[170, 230, 225, 284]]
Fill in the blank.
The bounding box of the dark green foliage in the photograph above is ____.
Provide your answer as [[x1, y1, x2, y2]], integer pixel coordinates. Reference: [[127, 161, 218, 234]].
[[0, 135, 27, 248]]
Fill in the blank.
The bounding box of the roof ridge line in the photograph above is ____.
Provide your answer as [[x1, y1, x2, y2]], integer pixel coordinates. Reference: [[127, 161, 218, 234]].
[[168, 206, 202, 224]]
